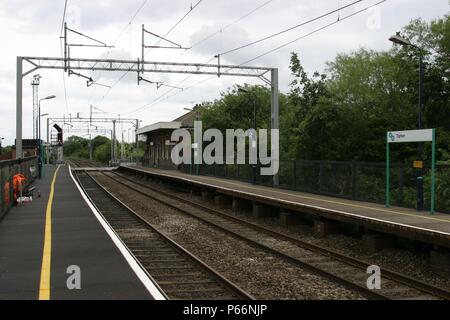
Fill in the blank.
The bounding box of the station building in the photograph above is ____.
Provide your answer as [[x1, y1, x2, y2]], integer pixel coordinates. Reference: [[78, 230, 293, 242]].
[[136, 110, 196, 169]]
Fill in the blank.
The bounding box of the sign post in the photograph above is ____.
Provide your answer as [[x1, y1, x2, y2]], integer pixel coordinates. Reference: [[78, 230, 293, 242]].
[[386, 129, 436, 214]]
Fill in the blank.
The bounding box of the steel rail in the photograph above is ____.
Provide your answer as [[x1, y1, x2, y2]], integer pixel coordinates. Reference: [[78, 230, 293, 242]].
[[115, 170, 450, 300], [74, 168, 254, 300], [98, 170, 391, 300]]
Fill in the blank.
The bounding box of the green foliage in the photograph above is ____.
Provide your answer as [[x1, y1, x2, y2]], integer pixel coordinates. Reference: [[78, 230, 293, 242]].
[[286, 15, 449, 163], [63, 136, 89, 159], [93, 142, 111, 163], [194, 15, 449, 211], [64, 135, 114, 164], [130, 148, 145, 159]]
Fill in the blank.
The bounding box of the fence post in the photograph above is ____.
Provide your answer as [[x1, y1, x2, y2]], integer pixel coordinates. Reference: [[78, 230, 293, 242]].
[[319, 162, 324, 191], [398, 165, 404, 206], [351, 161, 357, 199], [293, 160, 297, 190]]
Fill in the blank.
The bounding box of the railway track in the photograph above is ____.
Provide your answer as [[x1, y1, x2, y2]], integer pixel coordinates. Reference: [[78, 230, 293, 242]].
[[68, 159, 102, 168], [73, 169, 254, 300], [97, 169, 450, 300]]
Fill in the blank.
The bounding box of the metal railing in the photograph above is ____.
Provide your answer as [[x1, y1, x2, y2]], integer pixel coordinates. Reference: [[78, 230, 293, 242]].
[[0, 157, 38, 220], [178, 160, 450, 214]]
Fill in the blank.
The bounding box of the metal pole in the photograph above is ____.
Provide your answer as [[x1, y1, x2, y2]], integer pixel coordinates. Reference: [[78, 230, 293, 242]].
[[386, 137, 390, 207], [271, 68, 279, 186], [112, 120, 116, 163], [431, 128, 435, 214], [89, 134, 93, 161], [417, 54, 424, 211], [64, 22, 67, 71], [141, 24, 145, 65], [38, 101, 42, 178], [252, 93, 257, 185], [38, 101, 41, 141], [110, 130, 113, 165], [16, 57, 23, 159], [47, 117, 50, 143], [135, 119, 139, 149]]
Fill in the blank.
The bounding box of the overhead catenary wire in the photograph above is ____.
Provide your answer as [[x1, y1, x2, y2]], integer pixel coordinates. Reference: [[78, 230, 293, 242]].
[[127, 0, 388, 117], [239, 0, 387, 66], [127, 0, 364, 115], [159, 0, 276, 79], [217, 0, 362, 57], [144, 0, 204, 59], [106, 0, 150, 58], [125, 0, 278, 115], [60, 0, 70, 114], [97, 0, 205, 108], [190, 0, 275, 49], [90, 0, 151, 109], [59, 0, 68, 37]]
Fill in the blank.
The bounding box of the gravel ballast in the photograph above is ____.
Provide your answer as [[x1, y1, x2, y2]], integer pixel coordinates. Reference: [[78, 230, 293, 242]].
[[120, 171, 450, 292], [91, 172, 365, 300]]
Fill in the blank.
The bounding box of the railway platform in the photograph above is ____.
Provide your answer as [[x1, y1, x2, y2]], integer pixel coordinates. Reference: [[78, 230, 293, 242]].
[[121, 166, 450, 253], [0, 164, 161, 300]]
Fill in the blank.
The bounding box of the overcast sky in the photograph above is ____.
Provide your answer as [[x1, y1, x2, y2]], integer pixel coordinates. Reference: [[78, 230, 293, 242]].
[[1, 0, 448, 145]]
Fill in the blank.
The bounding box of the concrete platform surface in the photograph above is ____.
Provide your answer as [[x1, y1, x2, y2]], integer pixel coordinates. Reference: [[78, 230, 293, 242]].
[[123, 166, 450, 248], [0, 165, 155, 300]]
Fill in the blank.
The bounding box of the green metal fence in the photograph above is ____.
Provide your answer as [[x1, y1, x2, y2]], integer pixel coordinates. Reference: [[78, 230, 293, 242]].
[[0, 157, 38, 220], [178, 160, 450, 214]]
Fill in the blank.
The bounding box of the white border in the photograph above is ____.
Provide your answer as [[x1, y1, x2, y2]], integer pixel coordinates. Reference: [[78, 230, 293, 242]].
[[68, 165, 166, 300]]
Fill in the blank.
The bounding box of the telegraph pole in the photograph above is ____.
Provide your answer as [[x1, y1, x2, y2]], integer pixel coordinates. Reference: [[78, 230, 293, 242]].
[[31, 74, 41, 139]]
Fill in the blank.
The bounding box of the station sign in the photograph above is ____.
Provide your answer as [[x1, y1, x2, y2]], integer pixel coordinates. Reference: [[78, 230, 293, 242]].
[[387, 129, 433, 143], [385, 128, 436, 214]]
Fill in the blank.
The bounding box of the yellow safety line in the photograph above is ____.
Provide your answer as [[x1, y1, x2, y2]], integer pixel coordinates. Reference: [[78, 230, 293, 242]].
[[38, 165, 60, 300], [184, 174, 450, 224]]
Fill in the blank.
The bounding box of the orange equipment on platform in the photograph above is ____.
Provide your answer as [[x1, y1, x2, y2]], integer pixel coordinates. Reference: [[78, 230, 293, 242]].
[[12, 174, 26, 204]]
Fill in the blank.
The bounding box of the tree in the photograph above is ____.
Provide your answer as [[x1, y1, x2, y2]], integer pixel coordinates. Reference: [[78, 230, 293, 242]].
[[287, 15, 449, 162], [91, 135, 110, 151], [93, 142, 111, 163], [63, 136, 89, 159], [199, 84, 293, 158]]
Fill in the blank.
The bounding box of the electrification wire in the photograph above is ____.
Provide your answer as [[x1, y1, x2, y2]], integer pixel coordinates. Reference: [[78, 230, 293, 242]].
[[127, 0, 387, 116], [88, 0, 150, 110], [161, 0, 276, 78], [217, 0, 362, 56], [60, 0, 70, 114], [127, 0, 361, 115], [97, 0, 205, 108], [124, 56, 216, 116], [126, 0, 275, 115], [190, 0, 274, 49], [144, 0, 204, 58], [107, 0, 149, 58], [60, 0, 68, 37], [239, 0, 387, 66]]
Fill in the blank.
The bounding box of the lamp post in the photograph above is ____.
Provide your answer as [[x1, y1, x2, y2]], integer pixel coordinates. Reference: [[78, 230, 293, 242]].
[[238, 87, 257, 185], [389, 33, 425, 211], [40, 113, 49, 167], [38, 95, 55, 178], [184, 106, 201, 175]]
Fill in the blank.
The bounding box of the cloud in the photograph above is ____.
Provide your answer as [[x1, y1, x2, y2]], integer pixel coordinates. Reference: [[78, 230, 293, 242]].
[[0, 0, 448, 145]]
